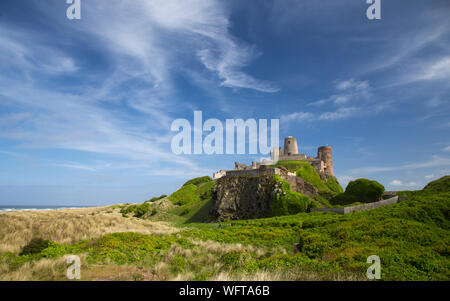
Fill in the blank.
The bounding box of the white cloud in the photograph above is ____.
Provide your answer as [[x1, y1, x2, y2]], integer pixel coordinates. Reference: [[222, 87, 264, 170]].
[[309, 79, 371, 107], [349, 155, 450, 174], [389, 180, 417, 187], [0, 0, 282, 177], [318, 107, 359, 121], [443, 146, 450, 152], [425, 174, 435, 179], [389, 180, 403, 186], [280, 112, 315, 123], [419, 57, 450, 81], [0, 29, 79, 74]]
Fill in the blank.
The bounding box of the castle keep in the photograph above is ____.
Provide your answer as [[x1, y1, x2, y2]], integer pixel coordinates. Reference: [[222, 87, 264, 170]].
[[213, 136, 334, 179], [272, 137, 334, 177]]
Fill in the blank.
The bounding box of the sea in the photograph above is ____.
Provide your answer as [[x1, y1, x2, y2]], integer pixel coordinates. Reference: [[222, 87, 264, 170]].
[[0, 205, 92, 213]]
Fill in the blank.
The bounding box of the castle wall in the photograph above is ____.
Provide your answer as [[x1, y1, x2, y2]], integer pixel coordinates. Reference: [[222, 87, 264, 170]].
[[223, 167, 282, 178], [277, 154, 306, 161]]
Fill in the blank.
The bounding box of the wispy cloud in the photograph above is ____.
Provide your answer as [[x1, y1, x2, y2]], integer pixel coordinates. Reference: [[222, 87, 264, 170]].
[[282, 78, 376, 124], [280, 112, 315, 123], [0, 0, 279, 177], [310, 79, 371, 107], [349, 155, 450, 174]]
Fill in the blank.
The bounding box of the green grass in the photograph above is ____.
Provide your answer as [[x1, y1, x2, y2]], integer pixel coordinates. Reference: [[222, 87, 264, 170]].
[[271, 160, 343, 195], [178, 176, 450, 280], [182, 176, 212, 187], [3, 176, 447, 281]]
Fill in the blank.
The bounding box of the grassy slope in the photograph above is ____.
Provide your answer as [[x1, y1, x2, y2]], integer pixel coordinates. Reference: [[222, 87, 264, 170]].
[[1, 177, 448, 281], [272, 160, 343, 194], [179, 177, 450, 280]]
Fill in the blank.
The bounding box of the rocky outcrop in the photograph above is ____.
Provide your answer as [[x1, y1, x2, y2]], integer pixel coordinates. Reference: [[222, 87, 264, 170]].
[[210, 176, 279, 221], [210, 175, 319, 221], [279, 175, 318, 197]]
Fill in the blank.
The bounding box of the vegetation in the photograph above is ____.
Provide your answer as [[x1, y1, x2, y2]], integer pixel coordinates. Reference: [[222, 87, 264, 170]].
[[271, 175, 312, 216], [0, 176, 448, 281], [182, 176, 212, 187], [271, 160, 343, 196], [120, 202, 152, 218], [331, 179, 385, 206], [147, 195, 167, 202], [20, 238, 50, 256]]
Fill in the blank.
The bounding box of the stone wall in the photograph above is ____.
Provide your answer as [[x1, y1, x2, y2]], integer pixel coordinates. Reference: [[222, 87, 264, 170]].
[[311, 196, 399, 214], [224, 167, 281, 178]]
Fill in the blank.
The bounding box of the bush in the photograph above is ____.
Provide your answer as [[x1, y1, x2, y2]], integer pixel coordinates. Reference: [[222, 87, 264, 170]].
[[147, 195, 167, 202], [20, 238, 51, 255], [134, 202, 151, 218], [271, 175, 312, 216], [331, 178, 385, 206], [182, 176, 212, 187]]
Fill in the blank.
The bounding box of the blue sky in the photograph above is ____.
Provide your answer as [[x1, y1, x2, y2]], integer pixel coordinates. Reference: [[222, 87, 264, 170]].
[[0, 0, 449, 206]]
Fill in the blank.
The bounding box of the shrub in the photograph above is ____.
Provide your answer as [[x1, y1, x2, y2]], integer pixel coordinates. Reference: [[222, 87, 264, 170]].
[[331, 178, 385, 206], [271, 175, 312, 216], [147, 195, 167, 202], [134, 202, 151, 218], [20, 238, 51, 256], [182, 176, 212, 187]]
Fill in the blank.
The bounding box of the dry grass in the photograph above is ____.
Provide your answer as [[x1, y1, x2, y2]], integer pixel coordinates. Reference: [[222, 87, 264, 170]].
[[0, 206, 179, 253], [0, 207, 364, 281], [210, 269, 366, 281], [0, 254, 88, 281]]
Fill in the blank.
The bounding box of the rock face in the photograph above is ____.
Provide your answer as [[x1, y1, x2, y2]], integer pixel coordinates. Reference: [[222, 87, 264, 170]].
[[210, 175, 319, 221], [210, 176, 279, 221], [280, 175, 318, 197]]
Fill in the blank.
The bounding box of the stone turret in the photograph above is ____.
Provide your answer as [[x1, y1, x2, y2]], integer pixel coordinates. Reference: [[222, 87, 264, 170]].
[[317, 146, 334, 177], [284, 136, 299, 156]]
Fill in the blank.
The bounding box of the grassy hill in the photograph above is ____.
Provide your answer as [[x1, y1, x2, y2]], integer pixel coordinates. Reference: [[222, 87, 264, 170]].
[[1, 176, 448, 280], [271, 160, 343, 194]]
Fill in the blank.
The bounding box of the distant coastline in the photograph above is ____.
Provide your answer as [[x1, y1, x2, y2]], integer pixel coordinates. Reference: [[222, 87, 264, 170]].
[[0, 205, 94, 213]]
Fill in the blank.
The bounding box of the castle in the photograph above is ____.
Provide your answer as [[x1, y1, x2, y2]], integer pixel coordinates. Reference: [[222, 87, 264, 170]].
[[213, 136, 334, 179], [272, 136, 334, 177]]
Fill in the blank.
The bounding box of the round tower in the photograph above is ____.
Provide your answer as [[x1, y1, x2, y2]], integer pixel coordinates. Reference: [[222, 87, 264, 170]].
[[284, 136, 299, 156], [317, 146, 334, 176]]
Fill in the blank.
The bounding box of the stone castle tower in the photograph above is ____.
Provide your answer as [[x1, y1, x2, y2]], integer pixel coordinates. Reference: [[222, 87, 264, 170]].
[[317, 146, 334, 177], [283, 136, 299, 156], [272, 136, 334, 177]]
